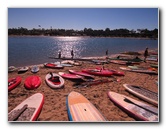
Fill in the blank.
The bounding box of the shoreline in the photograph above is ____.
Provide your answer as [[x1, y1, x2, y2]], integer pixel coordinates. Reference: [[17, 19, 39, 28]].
[[9, 48, 158, 68], [8, 35, 158, 40], [8, 50, 159, 122]]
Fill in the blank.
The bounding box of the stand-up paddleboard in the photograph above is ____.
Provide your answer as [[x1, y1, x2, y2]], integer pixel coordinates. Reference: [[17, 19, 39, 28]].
[[82, 68, 113, 77], [18, 66, 29, 74], [150, 64, 158, 68], [44, 63, 64, 69], [24, 76, 41, 90], [73, 79, 111, 88], [8, 76, 22, 91], [109, 60, 140, 65], [123, 84, 158, 106], [8, 93, 44, 121], [54, 62, 73, 67], [31, 65, 40, 73], [59, 72, 83, 80], [66, 91, 106, 121], [120, 67, 158, 74], [61, 60, 81, 66], [92, 60, 108, 65], [128, 66, 157, 71], [69, 70, 94, 78], [120, 51, 141, 55], [108, 56, 143, 62], [128, 65, 144, 69], [146, 56, 158, 62], [107, 91, 158, 121], [45, 72, 64, 89]]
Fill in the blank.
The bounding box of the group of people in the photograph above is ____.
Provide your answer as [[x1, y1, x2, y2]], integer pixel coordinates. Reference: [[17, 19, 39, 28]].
[[105, 48, 149, 62], [58, 50, 74, 59], [57, 47, 149, 62]]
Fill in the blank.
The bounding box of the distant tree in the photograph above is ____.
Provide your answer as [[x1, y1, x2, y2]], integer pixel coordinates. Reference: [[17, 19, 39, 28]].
[[105, 28, 110, 36], [8, 27, 158, 39]]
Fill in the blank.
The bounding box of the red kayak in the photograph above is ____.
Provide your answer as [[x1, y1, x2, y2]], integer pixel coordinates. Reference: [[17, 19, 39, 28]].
[[44, 63, 64, 69], [68, 70, 94, 78], [24, 76, 41, 90], [82, 68, 113, 77], [8, 76, 22, 91], [95, 67, 124, 76], [58, 72, 83, 80]]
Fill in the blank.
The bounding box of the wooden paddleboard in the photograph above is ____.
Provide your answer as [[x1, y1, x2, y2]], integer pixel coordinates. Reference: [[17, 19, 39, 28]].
[[8, 93, 44, 121], [107, 91, 158, 121], [67, 91, 106, 121], [123, 84, 158, 106]]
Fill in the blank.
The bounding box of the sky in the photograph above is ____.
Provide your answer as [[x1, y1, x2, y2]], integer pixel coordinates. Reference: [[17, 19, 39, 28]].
[[8, 8, 158, 31]]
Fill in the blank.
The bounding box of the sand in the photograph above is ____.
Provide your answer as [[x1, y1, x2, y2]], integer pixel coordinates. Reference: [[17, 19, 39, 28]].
[[8, 52, 158, 122]]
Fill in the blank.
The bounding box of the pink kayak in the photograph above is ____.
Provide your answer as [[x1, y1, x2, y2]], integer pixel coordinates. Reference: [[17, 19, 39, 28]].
[[82, 68, 113, 77], [58, 72, 83, 80], [24, 76, 41, 90], [68, 70, 94, 78]]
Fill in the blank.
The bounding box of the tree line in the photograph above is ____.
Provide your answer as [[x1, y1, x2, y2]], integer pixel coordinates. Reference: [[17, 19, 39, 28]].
[[8, 27, 158, 39]]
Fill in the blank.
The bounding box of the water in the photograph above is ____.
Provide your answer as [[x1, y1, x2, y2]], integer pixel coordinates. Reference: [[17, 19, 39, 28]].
[[8, 36, 158, 67]]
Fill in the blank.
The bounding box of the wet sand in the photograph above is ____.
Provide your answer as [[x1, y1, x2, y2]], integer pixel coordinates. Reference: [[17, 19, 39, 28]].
[[8, 51, 158, 122]]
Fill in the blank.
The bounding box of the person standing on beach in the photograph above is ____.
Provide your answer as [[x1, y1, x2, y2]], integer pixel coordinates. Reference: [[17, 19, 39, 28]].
[[144, 47, 148, 62], [71, 49, 74, 59], [58, 51, 61, 59], [106, 50, 108, 56]]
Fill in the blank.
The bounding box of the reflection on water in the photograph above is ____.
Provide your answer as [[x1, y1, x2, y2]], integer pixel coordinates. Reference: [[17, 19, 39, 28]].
[[54, 37, 84, 58], [8, 36, 158, 67]]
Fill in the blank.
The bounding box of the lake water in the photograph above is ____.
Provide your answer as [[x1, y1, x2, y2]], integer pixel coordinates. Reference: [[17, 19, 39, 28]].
[[8, 36, 158, 67]]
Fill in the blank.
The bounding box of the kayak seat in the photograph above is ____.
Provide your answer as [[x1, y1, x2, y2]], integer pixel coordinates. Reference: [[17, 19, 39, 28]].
[[48, 76, 61, 85]]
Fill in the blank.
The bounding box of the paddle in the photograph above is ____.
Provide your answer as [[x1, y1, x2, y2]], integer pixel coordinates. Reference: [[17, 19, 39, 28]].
[[8, 104, 28, 121], [124, 98, 158, 115]]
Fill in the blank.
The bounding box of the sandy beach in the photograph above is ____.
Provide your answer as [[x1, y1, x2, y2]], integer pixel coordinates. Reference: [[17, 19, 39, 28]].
[[8, 51, 158, 122]]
